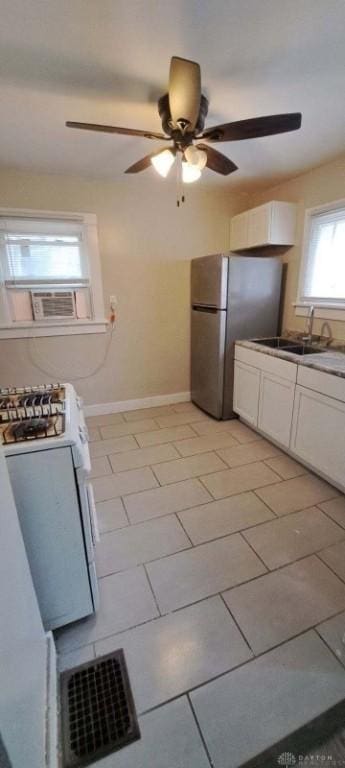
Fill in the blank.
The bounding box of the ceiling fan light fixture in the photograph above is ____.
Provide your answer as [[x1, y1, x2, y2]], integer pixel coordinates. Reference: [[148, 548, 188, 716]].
[[182, 160, 201, 183], [151, 149, 175, 177], [184, 145, 207, 170]]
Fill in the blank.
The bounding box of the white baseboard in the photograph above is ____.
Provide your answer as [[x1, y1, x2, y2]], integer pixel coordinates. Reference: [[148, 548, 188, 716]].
[[45, 631, 58, 768], [84, 391, 191, 417]]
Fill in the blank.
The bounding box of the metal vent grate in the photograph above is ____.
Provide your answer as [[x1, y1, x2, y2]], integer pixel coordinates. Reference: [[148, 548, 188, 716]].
[[60, 649, 140, 767]]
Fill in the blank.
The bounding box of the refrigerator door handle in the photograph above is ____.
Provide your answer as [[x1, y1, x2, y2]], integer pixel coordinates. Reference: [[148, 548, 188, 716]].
[[192, 305, 220, 314]]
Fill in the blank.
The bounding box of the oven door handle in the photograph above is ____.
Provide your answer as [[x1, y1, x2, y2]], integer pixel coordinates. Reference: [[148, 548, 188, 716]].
[[87, 482, 100, 544]]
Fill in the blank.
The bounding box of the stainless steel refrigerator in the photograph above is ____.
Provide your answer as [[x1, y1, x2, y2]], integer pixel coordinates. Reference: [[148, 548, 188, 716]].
[[191, 253, 282, 419]]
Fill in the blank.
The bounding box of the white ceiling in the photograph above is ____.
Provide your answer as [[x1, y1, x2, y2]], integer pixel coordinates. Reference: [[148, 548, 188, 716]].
[[0, 0, 344, 191]]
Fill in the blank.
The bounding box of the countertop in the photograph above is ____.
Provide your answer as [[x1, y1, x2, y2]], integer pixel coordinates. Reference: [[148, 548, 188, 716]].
[[236, 339, 345, 379]]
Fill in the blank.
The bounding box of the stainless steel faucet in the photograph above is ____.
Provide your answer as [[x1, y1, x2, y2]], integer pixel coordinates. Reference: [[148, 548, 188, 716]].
[[303, 304, 315, 344], [320, 321, 333, 346]]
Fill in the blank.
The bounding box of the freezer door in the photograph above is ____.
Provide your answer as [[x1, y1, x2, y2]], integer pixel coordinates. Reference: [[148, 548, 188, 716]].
[[222, 256, 282, 419], [191, 254, 228, 309], [191, 307, 226, 419], [226, 256, 282, 344]]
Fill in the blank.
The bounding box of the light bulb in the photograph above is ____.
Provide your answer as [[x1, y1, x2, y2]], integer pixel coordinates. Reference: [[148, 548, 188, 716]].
[[151, 150, 175, 177], [182, 161, 201, 183], [184, 145, 200, 166], [184, 145, 207, 171], [196, 149, 207, 170]]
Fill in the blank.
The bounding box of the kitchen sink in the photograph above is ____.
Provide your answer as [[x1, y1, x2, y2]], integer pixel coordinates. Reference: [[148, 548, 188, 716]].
[[254, 338, 295, 349], [285, 344, 325, 356], [253, 338, 326, 356]]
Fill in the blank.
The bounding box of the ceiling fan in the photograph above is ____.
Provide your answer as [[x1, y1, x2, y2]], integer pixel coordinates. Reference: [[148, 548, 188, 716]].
[[66, 56, 302, 183]]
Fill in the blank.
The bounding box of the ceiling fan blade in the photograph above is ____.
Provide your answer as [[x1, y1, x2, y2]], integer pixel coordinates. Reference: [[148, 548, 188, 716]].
[[196, 144, 238, 175], [125, 147, 175, 174], [168, 57, 201, 132], [65, 121, 168, 140], [201, 113, 302, 143]]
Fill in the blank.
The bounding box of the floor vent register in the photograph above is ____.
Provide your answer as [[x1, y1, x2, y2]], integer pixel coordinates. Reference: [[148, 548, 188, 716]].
[[60, 649, 140, 767]]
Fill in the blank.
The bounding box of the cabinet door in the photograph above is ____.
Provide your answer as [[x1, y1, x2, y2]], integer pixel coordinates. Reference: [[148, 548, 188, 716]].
[[258, 371, 295, 447], [230, 211, 249, 250], [248, 204, 271, 247], [233, 361, 260, 426], [291, 385, 345, 488]]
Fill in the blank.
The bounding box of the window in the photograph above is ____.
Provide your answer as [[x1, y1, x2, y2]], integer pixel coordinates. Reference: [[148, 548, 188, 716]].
[[298, 201, 345, 306], [0, 209, 106, 338]]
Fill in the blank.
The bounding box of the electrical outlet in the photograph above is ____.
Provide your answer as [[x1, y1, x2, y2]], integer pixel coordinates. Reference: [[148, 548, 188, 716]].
[[110, 295, 118, 308]]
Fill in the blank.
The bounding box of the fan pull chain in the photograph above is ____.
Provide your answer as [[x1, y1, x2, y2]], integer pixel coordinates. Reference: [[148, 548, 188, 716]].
[[176, 154, 185, 207]]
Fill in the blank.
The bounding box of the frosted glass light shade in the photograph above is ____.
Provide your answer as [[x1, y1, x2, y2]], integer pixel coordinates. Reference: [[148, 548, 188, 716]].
[[182, 161, 201, 183], [151, 150, 175, 177], [184, 145, 207, 170]]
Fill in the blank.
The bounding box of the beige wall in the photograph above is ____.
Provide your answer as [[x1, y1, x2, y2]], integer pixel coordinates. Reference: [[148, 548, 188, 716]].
[[247, 153, 345, 341], [0, 169, 240, 404]]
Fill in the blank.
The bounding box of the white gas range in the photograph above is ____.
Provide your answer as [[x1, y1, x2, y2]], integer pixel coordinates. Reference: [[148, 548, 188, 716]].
[[1, 382, 99, 630]]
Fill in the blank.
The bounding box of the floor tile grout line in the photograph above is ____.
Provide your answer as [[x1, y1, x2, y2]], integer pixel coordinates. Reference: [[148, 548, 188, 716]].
[[315, 503, 345, 534], [106, 448, 182, 475], [238, 530, 269, 573], [173, 512, 195, 547], [93, 447, 285, 474], [314, 551, 345, 585], [119, 496, 131, 526], [251, 489, 340, 520], [219, 592, 255, 656], [95, 531, 345, 584], [143, 563, 162, 618], [252, 488, 279, 517], [96, 539, 194, 580], [314, 626, 345, 671], [129, 622, 345, 721], [149, 464, 163, 487], [186, 693, 214, 767], [58, 599, 345, 677], [96, 496, 345, 575], [242, 532, 345, 576]]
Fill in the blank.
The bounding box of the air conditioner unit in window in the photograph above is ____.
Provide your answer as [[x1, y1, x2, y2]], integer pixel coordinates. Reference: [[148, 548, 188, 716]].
[[31, 290, 76, 320]]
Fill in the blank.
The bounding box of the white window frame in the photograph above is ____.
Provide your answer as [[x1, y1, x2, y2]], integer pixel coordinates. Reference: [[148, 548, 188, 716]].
[[0, 208, 107, 338], [295, 198, 345, 322]]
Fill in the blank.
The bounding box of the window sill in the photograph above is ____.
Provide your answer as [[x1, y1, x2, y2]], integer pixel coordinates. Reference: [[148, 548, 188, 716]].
[[0, 319, 108, 339], [294, 302, 345, 322]]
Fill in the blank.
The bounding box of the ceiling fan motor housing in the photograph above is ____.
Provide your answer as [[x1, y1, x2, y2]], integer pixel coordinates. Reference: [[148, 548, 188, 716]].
[[158, 93, 209, 138]]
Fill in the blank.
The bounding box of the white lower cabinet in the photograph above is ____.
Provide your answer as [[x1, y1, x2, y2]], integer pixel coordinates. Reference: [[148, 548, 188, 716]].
[[258, 371, 295, 448], [234, 344, 345, 491], [233, 360, 260, 426], [291, 384, 345, 488]]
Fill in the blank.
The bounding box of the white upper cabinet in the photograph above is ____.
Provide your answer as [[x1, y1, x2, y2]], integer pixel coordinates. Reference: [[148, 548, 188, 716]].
[[229, 211, 249, 251], [230, 201, 297, 251]]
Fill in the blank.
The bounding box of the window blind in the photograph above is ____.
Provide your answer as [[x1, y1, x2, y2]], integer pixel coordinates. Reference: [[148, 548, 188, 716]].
[[0, 217, 88, 286], [303, 206, 345, 300]]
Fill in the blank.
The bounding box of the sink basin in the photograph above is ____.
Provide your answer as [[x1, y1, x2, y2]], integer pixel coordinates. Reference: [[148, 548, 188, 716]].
[[285, 344, 325, 356], [254, 338, 295, 349], [252, 338, 325, 356]]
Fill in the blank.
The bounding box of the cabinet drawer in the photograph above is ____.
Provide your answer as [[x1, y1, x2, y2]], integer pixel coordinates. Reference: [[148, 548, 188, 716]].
[[291, 385, 345, 488], [297, 365, 345, 403], [235, 345, 297, 382]]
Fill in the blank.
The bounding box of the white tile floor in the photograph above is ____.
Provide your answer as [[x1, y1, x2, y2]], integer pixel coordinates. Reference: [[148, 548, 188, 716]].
[[55, 402, 345, 768]]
